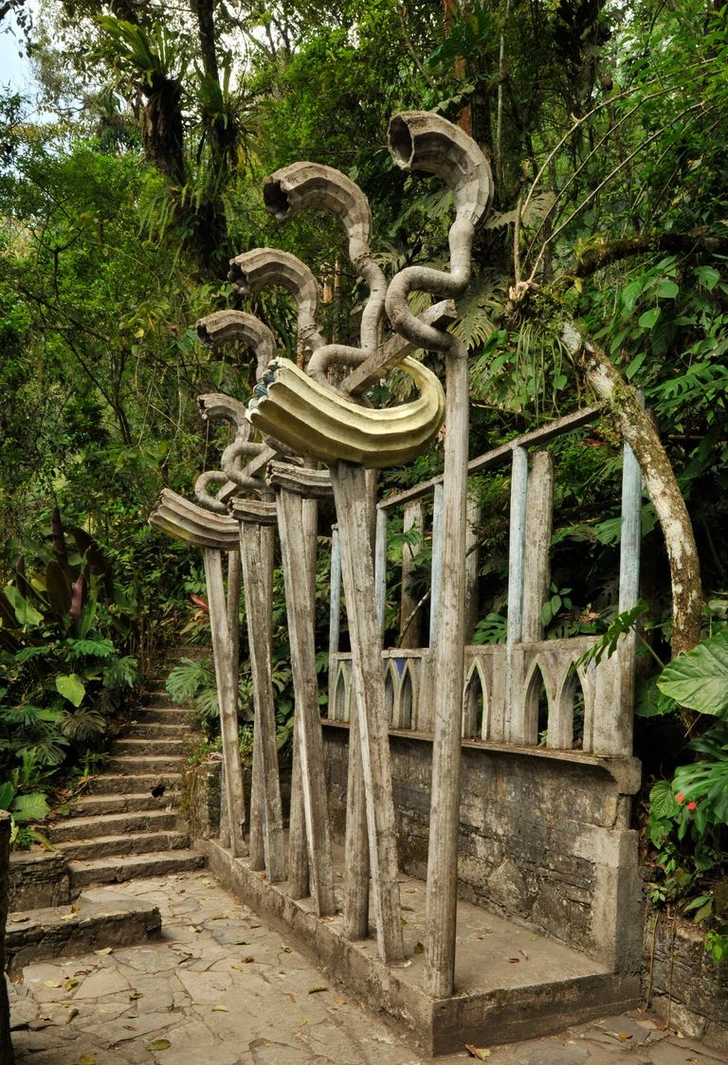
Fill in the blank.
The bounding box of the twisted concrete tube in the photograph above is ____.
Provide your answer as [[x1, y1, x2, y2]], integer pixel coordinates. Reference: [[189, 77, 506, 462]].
[[247, 355, 445, 468], [149, 488, 240, 549], [196, 310, 277, 381], [195, 393, 266, 504], [264, 163, 386, 373], [228, 248, 325, 355], [385, 111, 493, 354]]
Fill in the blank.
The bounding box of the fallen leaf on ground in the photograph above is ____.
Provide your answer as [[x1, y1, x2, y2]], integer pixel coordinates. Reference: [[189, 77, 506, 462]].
[[308, 985, 328, 994], [242, 956, 255, 964], [94, 947, 113, 956], [288, 994, 296, 1003], [212, 1005, 228, 1012], [413, 942, 424, 954], [147, 1038, 171, 1051], [77, 1055, 97, 1065], [465, 1044, 491, 1060], [507, 957, 520, 963], [65, 978, 79, 990], [617, 1033, 633, 1042], [43, 980, 63, 988], [129, 992, 144, 1001], [64, 1008, 78, 1023], [333, 996, 347, 1005]]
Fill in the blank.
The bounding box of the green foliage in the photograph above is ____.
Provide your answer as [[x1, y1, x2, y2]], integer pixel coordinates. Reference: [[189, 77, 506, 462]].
[[0, 512, 140, 800], [646, 632, 728, 958], [657, 633, 728, 718]]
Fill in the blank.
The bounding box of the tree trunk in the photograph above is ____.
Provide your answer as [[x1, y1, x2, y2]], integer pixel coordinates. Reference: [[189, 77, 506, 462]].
[[562, 322, 702, 658]]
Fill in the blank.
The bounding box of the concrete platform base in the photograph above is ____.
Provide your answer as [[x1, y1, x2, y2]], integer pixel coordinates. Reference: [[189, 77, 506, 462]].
[[200, 837, 640, 1056]]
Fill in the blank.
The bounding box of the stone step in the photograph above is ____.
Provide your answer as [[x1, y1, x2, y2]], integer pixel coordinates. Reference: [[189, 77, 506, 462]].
[[83, 772, 183, 796], [145, 688, 200, 708], [106, 754, 187, 775], [69, 791, 179, 817], [114, 737, 189, 757], [68, 848, 205, 894], [56, 829, 190, 862], [126, 721, 191, 739], [4, 889, 162, 974], [48, 809, 180, 844], [132, 706, 191, 724]]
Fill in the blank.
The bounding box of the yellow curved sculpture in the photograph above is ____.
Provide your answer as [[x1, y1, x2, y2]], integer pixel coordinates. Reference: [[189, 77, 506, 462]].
[[247, 356, 445, 469]]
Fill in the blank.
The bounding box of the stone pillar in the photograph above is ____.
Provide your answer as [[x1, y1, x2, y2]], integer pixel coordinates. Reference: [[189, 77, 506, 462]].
[[0, 810, 15, 1064]]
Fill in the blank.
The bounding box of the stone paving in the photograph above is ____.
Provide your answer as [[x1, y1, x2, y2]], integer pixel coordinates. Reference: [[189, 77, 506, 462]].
[[7, 870, 728, 1065]]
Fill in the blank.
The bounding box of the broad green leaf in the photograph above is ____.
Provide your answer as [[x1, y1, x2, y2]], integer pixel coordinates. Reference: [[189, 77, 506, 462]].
[[657, 633, 728, 716], [656, 279, 679, 299], [694, 265, 720, 291], [638, 306, 661, 331], [4, 585, 43, 627], [147, 1039, 171, 1051], [12, 791, 50, 823], [56, 674, 86, 707], [635, 677, 676, 718], [649, 780, 678, 820], [0, 781, 15, 810]]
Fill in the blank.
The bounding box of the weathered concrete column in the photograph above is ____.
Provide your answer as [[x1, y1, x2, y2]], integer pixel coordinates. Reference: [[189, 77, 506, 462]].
[[464, 491, 481, 643], [0, 810, 15, 1065], [331, 460, 404, 963], [521, 450, 554, 644], [506, 446, 530, 745], [202, 548, 248, 859], [268, 462, 336, 916], [232, 499, 286, 883]]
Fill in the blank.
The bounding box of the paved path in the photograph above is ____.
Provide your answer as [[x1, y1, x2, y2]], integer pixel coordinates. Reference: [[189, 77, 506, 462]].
[[8, 870, 728, 1065]]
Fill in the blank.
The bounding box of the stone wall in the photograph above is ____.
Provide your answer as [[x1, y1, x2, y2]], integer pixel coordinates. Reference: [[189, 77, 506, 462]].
[[324, 724, 642, 973], [8, 851, 70, 911], [0, 810, 15, 1064], [645, 911, 728, 1052]]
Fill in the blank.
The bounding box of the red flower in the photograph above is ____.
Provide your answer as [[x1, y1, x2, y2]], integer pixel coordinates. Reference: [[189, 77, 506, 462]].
[[687, 801, 697, 811], [676, 792, 685, 804]]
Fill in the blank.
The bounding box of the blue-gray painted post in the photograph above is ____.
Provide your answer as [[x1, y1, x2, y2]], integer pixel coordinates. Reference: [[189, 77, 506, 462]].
[[374, 508, 388, 636], [506, 446, 529, 649], [329, 524, 342, 704], [429, 481, 445, 646], [617, 408, 643, 730]]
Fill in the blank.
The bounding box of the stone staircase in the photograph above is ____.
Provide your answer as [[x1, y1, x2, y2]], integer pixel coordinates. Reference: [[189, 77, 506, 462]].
[[47, 690, 205, 896]]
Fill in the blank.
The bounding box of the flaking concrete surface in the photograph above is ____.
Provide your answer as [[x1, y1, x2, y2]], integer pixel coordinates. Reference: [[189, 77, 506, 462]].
[[7, 870, 728, 1065]]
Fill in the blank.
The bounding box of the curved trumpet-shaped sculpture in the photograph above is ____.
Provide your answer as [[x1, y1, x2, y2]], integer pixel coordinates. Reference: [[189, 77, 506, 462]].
[[196, 310, 277, 381], [149, 489, 240, 550], [264, 163, 386, 359], [247, 356, 445, 468], [228, 248, 325, 355], [385, 111, 493, 355]]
